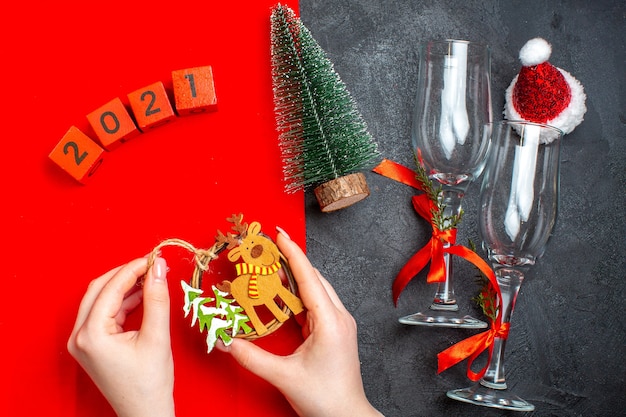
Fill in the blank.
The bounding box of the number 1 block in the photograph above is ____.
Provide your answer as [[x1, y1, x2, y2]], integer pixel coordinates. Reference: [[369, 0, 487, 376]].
[[128, 81, 177, 130], [49, 126, 106, 184], [172, 66, 218, 115]]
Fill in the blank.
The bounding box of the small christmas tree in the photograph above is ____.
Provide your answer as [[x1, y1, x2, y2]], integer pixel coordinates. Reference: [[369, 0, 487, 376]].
[[270, 4, 381, 212]]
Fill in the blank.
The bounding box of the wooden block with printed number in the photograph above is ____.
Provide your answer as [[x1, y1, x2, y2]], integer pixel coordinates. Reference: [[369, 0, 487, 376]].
[[128, 81, 177, 130], [49, 126, 106, 184], [86, 97, 140, 150], [172, 66, 218, 115]]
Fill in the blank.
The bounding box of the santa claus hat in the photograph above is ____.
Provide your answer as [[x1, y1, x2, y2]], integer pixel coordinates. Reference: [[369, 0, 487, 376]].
[[504, 38, 586, 141]]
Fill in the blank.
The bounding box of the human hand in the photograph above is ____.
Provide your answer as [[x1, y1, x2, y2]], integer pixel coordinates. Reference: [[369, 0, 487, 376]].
[[67, 257, 175, 417], [216, 229, 383, 417]]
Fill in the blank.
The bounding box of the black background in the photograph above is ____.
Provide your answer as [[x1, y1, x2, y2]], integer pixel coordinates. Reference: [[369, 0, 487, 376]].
[[299, 1, 625, 416]]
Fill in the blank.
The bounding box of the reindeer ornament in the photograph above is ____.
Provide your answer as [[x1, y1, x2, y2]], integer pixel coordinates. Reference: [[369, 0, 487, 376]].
[[216, 215, 304, 335], [154, 214, 305, 353], [148, 212, 306, 353]]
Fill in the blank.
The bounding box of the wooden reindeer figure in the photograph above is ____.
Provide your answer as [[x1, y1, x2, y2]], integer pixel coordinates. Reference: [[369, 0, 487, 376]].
[[217, 215, 304, 335]]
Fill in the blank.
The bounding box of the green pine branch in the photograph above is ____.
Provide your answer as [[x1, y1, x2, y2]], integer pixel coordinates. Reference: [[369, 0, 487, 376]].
[[413, 155, 464, 231], [467, 240, 499, 322]]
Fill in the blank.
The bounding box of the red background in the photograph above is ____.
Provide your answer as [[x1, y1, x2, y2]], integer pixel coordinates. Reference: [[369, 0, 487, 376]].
[[0, 1, 304, 416]]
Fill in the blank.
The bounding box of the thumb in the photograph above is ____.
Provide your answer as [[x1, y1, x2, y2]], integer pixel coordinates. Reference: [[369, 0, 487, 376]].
[[222, 338, 289, 388], [140, 257, 171, 344]]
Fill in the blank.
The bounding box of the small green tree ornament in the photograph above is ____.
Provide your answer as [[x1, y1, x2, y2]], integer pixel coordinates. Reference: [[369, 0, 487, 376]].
[[270, 3, 381, 212]]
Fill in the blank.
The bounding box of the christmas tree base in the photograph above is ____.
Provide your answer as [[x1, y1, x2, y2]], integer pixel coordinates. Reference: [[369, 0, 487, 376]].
[[314, 172, 370, 212]]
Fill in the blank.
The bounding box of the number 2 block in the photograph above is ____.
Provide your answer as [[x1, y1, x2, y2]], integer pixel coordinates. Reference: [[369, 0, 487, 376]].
[[128, 81, 176, 130], [49, 126, 106, 184], [86, 97, 140, 150], [172, 66, 218, 115]]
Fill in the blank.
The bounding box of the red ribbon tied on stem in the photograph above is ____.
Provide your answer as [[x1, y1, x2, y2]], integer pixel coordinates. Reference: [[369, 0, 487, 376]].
[[436, 245, 505, 381], [392, 193, 457, 301], [372, 158, 506, 381], [372, 158, 466, 304]]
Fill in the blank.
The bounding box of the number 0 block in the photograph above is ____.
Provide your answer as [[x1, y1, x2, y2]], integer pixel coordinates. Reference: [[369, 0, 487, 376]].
[[86, 97, 140, 150], [172, 66, 218, 115], [128, 81, 177, 130], [49, 126, 106, 184]]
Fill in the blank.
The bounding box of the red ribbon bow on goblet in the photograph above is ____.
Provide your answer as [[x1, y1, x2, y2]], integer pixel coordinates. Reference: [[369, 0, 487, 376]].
[[372, 158, 505, 381], [392, 193, 457, 302]]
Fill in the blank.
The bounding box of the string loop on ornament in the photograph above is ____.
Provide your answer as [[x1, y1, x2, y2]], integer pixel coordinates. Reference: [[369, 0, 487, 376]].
[[146, 238, 226, 284]]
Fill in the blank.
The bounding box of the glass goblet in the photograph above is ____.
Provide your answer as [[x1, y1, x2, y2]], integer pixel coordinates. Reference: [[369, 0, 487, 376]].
[[447, 120, 563, 411], [399, 39, 492, 328]]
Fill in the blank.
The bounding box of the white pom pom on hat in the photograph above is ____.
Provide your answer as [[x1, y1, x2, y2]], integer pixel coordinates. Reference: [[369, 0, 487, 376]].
[[504, 37, 586, 140], [519, 37, 552, 66]]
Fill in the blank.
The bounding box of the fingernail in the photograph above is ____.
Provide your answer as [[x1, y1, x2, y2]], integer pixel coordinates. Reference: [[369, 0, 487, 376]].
[[153, 257, 168, 283], [214, 339, 231, 352], [276, 226, 291, 240]]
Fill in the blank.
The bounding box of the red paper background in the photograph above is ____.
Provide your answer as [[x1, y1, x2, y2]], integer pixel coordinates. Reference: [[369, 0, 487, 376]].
[[0, 1, 303, 416]]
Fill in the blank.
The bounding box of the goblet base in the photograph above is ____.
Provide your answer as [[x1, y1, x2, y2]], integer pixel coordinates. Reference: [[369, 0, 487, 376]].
[[447, 383, 535, 412], [398, 310, 487, 329]]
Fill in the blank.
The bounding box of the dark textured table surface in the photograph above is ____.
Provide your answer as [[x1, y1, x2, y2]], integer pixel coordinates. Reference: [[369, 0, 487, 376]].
[[298, 1, 625, 416]]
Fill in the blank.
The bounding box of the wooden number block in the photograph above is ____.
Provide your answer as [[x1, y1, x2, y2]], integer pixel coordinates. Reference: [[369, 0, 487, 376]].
[[86, 97, 140, 150], [128, 81, 176, 130], [49, 126, 106, 184], [172, 65, 218, 115]]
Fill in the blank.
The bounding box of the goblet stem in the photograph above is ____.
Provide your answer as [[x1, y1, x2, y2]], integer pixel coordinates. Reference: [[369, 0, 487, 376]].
[[481, 337, 508, 388], [399, 186, 487, 329], [438, 185, 465, 220], [447, 266, 535, 411], [430, 186, 464, 310], [481, 267, 524, 388], [430, 248, 457, 310]]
